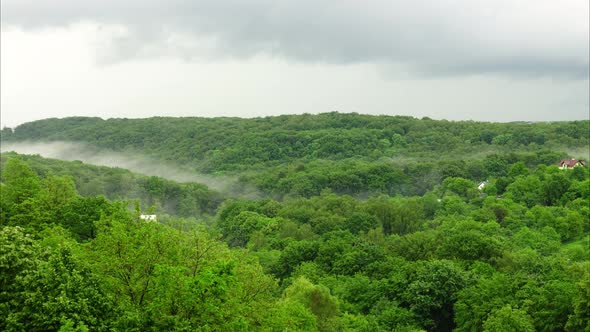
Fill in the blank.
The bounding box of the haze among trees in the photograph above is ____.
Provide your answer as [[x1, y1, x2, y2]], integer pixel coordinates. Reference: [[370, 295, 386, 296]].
[[1, 113, 589, 331]]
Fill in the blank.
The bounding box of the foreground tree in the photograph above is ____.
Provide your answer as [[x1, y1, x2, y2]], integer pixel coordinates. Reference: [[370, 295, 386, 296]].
[[1, 226, 114, 331]]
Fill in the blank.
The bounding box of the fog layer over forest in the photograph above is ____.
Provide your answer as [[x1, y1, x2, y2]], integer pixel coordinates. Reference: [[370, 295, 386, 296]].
[[0, 141, 240, 193]]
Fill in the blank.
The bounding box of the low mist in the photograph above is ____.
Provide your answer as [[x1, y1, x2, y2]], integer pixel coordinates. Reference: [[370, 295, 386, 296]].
[[1, 141, 260, 197]]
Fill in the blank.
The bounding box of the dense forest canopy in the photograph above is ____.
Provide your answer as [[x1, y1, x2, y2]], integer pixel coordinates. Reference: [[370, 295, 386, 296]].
[[2, 114, 588, 169], [2, 113, 588, 198], [1, 113, 589, 331]]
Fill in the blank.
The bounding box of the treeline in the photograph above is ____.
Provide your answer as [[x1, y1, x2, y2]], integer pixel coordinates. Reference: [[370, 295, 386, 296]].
[[1, 153, 589, 331], [3, 113, 587, 199], [0, 153, 222, 218], [1, 148, 571, 204], [239, 150, 569, 198], [2, 113, 588, 173]]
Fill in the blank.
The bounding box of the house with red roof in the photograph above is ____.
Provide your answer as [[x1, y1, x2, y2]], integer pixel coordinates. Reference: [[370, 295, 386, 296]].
[[559, 159, 586, 170]]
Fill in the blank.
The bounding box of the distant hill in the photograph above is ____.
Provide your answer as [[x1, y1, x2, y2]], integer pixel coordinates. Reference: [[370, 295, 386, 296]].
[[1, 113, 587, 198], [2, 113, 587, 169]]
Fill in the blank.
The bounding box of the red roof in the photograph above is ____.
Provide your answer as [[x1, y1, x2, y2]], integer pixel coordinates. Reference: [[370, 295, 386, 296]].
[[559, 159, 586, 167]]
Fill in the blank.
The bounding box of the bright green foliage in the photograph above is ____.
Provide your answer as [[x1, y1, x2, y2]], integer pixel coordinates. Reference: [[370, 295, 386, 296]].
[[61, 196, 113, 241], [482, 305, 534, 332], [436, 196, 471, 217], [0, 158, 42, 226], [454, 274, 516, 332], [281, 277, 340, 331], [145, 262, 245, 330], [505, 175, 543, 208], [6, 247, 114, 331], [512, 227, 561, 255], [515, 279, 576, 331], [508, 162, 530, 178], [87, 210, 281, 330], [370, 299, 420, 331], [524, 206, 585, 241], [266, 299, 318, 332], [90, 215, 178, 309], [324, 274, 383, 314], [58, 320, 90, 332], [219, 211, 275, 247], [438, 219, 504, 262], [0, 226, 38, 329], [389, 230, 441, 261], [344, 212, 378, 234], [39, 175, 78, 211], [0, 114, 588, 332], [0, 227, 114, 331], [541, 169, 572, 206], [275, 240, 319, 279], [566, 274, 590, 332], [441, 177, 478, 201], [1, 157, 41, 207]]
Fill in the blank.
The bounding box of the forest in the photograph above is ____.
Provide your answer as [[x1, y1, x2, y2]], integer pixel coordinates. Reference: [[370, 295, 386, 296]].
[[0, 113, 589, 331]]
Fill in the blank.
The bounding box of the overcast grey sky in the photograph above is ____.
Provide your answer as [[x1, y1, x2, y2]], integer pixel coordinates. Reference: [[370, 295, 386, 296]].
[[1, 0, 588, 127]]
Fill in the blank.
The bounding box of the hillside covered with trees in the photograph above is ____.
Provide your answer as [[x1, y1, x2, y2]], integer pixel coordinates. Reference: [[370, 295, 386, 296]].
[[2, 115, 588, 168], [0, 152, 223, 219], [2, 113, 588, 198], [1, 113, 589, 331]]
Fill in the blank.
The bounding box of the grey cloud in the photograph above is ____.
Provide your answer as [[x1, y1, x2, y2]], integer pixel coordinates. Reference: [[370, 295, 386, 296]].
[[2, 0, 588, 78]]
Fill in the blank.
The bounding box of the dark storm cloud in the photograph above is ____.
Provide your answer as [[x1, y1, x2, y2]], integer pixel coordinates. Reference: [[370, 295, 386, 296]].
[[2, 0, 589, 78]]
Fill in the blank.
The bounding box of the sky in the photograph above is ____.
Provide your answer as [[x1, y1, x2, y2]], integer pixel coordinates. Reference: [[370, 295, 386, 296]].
[[1, 0, 588, 128]]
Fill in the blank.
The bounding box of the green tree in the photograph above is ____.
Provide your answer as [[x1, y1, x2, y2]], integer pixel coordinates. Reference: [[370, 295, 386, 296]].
[[344, 212, 378, 235], [39, 175, 78, 211], [505, 175, 543, 208], [454, 274, 516, 332], [282, 277, 340, 331], [1, 157, 40, 206], [1, 226, 114, 331], [404, 260, 465, 331], [61, 196, 112, 241], [0, 226, 38, 330], [6, 247, 115, 331], [275, 240, 319, 279], [566, 274, 590, 332], [89, 213, 180, 312], [483, 305, 534, 332], [441, 177, 477, 201], [541, 170, 571, 206], [438, 220, 504, 262], [508, 162, 530, 178]]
